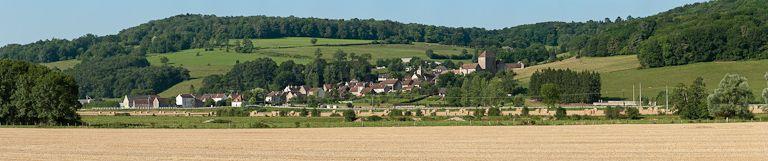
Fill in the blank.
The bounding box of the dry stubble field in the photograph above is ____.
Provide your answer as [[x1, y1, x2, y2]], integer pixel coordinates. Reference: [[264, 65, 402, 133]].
[[1, 123, 767, 161]]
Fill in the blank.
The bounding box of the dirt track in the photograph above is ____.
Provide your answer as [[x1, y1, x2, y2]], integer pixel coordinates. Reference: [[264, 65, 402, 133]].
[[1, 123, 767, 161]]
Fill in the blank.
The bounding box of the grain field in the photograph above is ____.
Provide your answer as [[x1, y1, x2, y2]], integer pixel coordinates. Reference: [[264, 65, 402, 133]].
[[1, 123, 767, 161]]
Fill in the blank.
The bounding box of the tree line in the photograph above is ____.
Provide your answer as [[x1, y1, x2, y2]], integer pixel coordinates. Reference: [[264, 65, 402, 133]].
[[529, 69, 601, 103], [66, 56, 190, 98], [2, 0, 766, 68], [0, 60, 81, 125]]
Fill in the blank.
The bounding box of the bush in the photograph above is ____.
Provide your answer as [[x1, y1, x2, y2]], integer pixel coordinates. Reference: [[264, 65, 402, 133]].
[[216, 107, 253, 117], [249, 122, 271, 128], [388, 109, 403, 117], [604, 106, 624, 119], [367, 115, 383, 121], [554, 107, 567, 120], [329, 113, 341, 117], [487, 107, 501, 116], [521, 107, 530, 116], [206, 119, 232, 123], [343, 110, 357, 122], [473, 108, 484, 117], [114, 113, 131, 116], [310, 108, 321, 117], [299, 108, 309, 117], [625, 107, 642, 120], [404, 111, 413, 116], [415, 109, 424, 116]]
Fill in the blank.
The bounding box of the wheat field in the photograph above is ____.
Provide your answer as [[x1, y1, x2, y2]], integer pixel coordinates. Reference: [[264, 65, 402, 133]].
[[1, 123, 767, 161]]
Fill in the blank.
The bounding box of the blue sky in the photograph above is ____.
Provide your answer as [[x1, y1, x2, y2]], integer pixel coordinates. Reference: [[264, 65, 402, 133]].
[[0, 0, 706, 46]]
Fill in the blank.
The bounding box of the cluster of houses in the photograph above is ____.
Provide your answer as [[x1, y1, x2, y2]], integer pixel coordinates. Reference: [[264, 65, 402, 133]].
[[119, 93, 244, 109], [117, 51, 526, 108], [265, 67, 438, 104]]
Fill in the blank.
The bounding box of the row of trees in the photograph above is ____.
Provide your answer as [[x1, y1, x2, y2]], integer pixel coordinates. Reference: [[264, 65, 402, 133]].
[[438, 71, 522, 107], [0, 60, 82, 124], [198, 49, 375, 93], [3, 1, 766, 68], [671, 73, 766, 120], [529, 69, 601, 103], [425, 49, 472, 60], [67, 56, 190, 98]]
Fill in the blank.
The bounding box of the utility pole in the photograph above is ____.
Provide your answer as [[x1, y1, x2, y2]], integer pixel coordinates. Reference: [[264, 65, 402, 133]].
[[665, 85, 669, 111], [639, 83, 642, 108]]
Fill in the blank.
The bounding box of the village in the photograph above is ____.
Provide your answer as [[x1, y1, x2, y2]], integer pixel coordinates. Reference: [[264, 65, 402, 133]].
[[113, 51, 530, 110]]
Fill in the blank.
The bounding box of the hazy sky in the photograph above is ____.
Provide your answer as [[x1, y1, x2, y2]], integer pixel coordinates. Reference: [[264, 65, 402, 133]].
[[0, 0, 706, 46]]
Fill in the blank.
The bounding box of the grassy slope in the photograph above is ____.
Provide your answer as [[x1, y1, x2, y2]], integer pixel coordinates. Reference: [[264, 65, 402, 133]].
[[602, 59, 768, 99], [514, 55, 640, 81], [148, 37, 470, 97], [40, 59, 81, 70], [515, 55, 768, 100]]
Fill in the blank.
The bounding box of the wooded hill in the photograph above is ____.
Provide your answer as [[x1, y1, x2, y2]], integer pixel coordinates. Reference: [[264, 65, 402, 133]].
[[2, 0, 767, 68]]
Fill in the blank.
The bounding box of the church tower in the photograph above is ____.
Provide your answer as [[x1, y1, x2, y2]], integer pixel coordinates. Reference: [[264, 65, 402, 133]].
[[478, 51, 496, 72]]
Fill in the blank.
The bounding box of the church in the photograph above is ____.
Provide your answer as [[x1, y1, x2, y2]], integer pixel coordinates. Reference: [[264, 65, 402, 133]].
[[456, 51, 525, 75]]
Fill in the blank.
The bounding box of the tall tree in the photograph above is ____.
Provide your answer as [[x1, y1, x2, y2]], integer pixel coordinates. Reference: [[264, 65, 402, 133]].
[[707, 74, 754, 119]]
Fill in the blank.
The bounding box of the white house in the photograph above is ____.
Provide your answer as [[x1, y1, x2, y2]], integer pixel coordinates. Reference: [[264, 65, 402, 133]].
[[175, 94, 197, 108]]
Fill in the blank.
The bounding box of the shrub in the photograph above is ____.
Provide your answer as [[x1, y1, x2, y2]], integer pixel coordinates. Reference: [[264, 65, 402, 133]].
[[310, 108, 321, 117], [299, 108, 309, 117], [206, 119, 232, 123], [343, 110, 357, 122], [367, 115, 383, 121], [415, 109, 424, 116], [473, 108, 484, 117], [216, 107, 253, 117], [249, 122, 271, 128], [625, 107, 642, 120], [404, 111, 413, 116], [114, 113, 131, 116], [396, 117, 410, 121], [329, 113, 341, 117], [604, 106, 624, 119], [487, 107, 501, 116], [521, 106, 530, 116], [554, 107, 567, 120], [388, 109, 403, 117]]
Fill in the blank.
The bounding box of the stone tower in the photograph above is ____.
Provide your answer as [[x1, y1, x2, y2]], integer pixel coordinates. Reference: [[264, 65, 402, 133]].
[[478, 51, 496, 72]]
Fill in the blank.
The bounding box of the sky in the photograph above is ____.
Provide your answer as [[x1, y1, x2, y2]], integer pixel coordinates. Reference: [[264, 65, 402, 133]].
[[0, 0, 707, 46]]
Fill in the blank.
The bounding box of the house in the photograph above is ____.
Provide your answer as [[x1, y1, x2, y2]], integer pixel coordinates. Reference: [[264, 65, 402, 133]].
[[433, 66, 449, 74], [377, 73, 392, 82], [265, 91, 285, 104], [371, 83, 392, 93], [121, 95, 170, 109], [323, 84, 335, 92], [458, 63, 480, 75], [198, 93, 228, 102], [78, 96, 93, 105], [283, 85, 310, 95], [307, 87, 325, 98], [230, 93, 243, 107], [285, 91, 305, 102], [175, 94, 197, 108], [382, 79, 402, 91]]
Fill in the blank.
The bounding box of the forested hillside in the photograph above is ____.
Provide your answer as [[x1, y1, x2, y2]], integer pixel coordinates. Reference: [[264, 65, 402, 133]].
[[2, 0, 766, 68]]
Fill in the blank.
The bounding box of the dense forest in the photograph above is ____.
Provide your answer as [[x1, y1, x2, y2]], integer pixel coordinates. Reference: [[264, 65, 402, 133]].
[[3, 0, 767, 68], [66, 56, 190, 98], [0, 60, 82, 124], [529, 69, 601, 103]]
